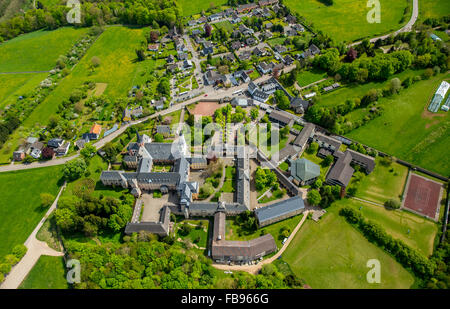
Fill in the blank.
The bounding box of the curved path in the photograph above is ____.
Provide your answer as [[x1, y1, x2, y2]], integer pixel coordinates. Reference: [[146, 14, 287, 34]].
[[212, 211, 310, 275], [0, 183, 66, 289], [349, 0, 419, 47]]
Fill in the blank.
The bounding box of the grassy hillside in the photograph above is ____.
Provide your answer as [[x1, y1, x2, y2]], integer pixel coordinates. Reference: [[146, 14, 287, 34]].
[[179, 0, 228, 17], [283, 206, 415, 289], [346, 72, 450, 176], [284, 0, 411, 43], [419, 0, 450, 20], [0, 166, 63, 257], [0, 27, 89, 72], [333, 199, 438, 257], [0, 73, 47, 109]]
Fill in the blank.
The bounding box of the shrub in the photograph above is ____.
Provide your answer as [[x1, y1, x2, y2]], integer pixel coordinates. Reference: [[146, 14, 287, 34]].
[[11, 244, 27, 260], [384, 199, 401, 209]]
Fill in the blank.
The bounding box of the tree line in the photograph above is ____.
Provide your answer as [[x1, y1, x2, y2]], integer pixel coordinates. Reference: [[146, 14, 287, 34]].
[[0, 0, 183, 42]]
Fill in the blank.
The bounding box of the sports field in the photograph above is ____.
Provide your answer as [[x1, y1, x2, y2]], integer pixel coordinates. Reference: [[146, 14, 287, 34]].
[[333, 199, 438, 256], [419, 0, 450, 20], [353, 157, 409, 205], [19, 256, 68, 289], [0, 166, 63, 257], [347, 72, 450, 176], [284, 0, 411, 43], [403, 173, 443, 220], [283, 206, 415, 288], [0, 27, 89, 72]]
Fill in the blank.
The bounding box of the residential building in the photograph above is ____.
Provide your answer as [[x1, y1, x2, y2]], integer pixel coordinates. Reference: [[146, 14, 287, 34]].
[[48, 138, 64, 149], [290, 97, 309, 114]]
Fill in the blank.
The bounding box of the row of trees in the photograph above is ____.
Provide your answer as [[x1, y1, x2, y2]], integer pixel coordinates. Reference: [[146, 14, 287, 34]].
[[66, 236, 302, 289], [0, 0, 183, 42], [0, 244, 27, 284], [339, 207, 435, 278]]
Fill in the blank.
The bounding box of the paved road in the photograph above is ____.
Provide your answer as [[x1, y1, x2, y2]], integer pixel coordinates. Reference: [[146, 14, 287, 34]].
[[0, 183, 66, 289], [350, 0, 419, 47], [0, 61, 295, 174], [212, 210, 310, 275]]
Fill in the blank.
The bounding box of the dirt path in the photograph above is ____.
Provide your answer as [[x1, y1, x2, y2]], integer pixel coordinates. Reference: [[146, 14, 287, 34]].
[[212, 211, 310, 275], [0, 183, 66, 289]]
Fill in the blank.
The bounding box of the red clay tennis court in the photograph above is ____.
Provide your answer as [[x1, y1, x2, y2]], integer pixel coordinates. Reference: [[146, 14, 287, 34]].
[[191, 102, 221, 117], [403, 173, 442, 220]]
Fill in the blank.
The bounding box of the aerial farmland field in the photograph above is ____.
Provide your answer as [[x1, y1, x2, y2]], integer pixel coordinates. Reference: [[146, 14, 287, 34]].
[[284, 0, 411, 43]]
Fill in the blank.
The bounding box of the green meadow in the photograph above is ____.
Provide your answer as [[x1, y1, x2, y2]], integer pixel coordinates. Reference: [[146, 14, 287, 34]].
[[0, 73, 47, 109], [346, 72, 450, 176], [419, 0, 450, 20], [284, 0, 411, 42], [283, 206, 415, 289], [19, 256, 69, 289], [0, 27, 89, 72], [0, 166, 63, 257], [180, 0, 228, 17], [333, 199, 438, 257], [353, 157, 409, 205]]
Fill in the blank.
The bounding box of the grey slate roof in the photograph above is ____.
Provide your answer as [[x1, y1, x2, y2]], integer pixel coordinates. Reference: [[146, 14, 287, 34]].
[[293, 123, 315, 148], [290, 158, 320, 182], [255, 196, 305, 225]]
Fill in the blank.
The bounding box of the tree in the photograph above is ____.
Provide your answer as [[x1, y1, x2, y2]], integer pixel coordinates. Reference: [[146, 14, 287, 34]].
[[275, 90, 290, 110], [91, 56, 101, 68], [157, 78, 170, 96], [384, 199, 401, 209], [63, 158, 87, 181], [250, 107, 259, 120], [307, 142, 319, 154], [149, 30, 159, 43], [136, 49, 146, 61], [346, 47, 357, 62], [389, 77, 401, 94], [318, 155, 332, 167], [40, 193, 55, 208], [80, 143, 96, 161], [307, 189, 322, 206], [204, 23, 212, 37], [154, 133, 164, 142]]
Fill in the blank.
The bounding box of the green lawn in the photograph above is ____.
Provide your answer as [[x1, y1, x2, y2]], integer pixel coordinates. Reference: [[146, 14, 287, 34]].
[[0, 165, 63, 257], [176, 219, 210, 248], [0, 27, 155, 163], [0, 27, 89, 72], [316, 69, 423, 108], [347, 72, 450, 176], [333, 199, 438, 257], [0, 73, 47, 109], [226, 214, 303, 248], [214, 20, 234, 32], [19, 256, 69, 289], [180, 0, 228, 17], [283, 206, 415, 289], [296, 69, 327, 87], [419, 0, 450, 20], [353, 157, 409, 205], [285, 0, 411, 42]]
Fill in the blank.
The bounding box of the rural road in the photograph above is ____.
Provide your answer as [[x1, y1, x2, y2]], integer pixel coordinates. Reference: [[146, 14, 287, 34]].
[[0, 64, 296, 174], [0, 183, 66, 289], [350, 0, 419, 46], [212, 211, 310, 275]]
